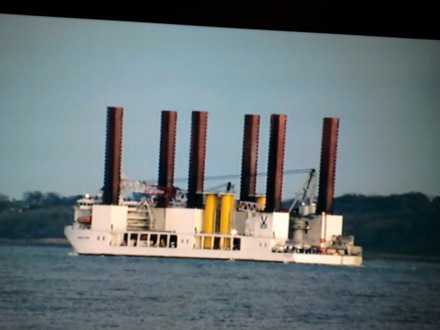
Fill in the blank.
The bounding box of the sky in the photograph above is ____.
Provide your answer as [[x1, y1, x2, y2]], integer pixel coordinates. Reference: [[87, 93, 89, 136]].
[[1, 14, 440, 200]]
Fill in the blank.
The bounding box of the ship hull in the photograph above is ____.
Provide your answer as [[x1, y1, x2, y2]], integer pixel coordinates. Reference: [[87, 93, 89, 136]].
[[64, 225, 362, 266]]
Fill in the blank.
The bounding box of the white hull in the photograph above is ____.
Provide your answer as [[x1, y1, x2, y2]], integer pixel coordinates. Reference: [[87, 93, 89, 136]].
[[64, 225, 362, 266]]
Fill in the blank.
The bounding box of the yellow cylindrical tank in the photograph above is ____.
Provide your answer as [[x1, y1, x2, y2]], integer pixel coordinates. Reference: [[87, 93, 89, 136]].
[[220, 193, 235, 249], [255, 195, 266, 211], [203, 193, 217, 249]]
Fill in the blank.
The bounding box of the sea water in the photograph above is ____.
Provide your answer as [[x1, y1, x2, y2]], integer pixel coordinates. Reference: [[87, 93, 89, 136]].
[[0, 242, 439, 330]]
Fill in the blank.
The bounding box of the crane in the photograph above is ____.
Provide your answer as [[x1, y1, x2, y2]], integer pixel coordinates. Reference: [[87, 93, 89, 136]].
[[287, 168, 317, 216], [121, 168, 317, 209]]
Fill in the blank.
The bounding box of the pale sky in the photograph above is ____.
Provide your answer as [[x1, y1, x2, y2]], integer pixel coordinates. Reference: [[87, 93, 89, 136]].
[[1, 14, 440, 200]]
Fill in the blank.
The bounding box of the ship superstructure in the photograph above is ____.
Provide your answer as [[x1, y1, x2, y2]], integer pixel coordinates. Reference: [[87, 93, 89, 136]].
[[64, 107, 362, 266]]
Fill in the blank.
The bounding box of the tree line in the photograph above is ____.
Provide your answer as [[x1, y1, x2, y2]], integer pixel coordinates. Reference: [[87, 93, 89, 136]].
[[0, 191, 81, 212], [0, 191, 81, 239], [336, 192, 440, 256]]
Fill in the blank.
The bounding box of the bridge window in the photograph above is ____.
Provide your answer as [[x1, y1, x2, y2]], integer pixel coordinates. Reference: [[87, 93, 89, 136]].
[[170, 235, 177, 248], [233, 238, 241, 250], [150, 234, 158, 247], [130, 233, 138, 247], [159, 235, 168, 247], [140, 234, 148, 247]]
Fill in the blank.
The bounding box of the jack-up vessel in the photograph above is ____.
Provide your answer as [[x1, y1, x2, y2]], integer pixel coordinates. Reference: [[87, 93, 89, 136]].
[[65, 108, 362, 266]]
